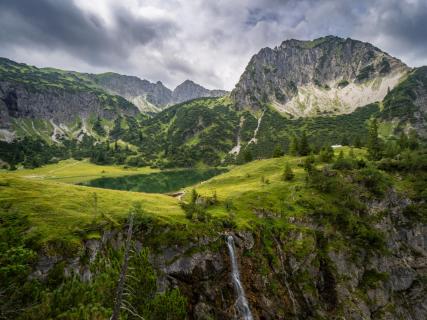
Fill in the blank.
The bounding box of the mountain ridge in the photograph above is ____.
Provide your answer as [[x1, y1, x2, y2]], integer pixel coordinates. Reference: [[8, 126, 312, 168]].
[[231, 35, 409, 116], [89, 72, 228, 113]]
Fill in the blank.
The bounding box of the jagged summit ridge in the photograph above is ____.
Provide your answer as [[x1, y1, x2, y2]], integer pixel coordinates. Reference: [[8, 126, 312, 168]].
[[231, 36, 409, 116], [91, 73, 228, 113], [172, 79, 228, 104]]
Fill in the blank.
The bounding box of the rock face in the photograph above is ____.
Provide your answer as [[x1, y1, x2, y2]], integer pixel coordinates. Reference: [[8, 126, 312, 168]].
[[35, 192, 426, 320], [171, 80, 228, 105], [0, 57, 139, 135], [0, 57, 228, 129], [89, 73, 173, 113], [92, 74, 228, 113], [0, 81, 138, 127], [231, 36, 409, 116]]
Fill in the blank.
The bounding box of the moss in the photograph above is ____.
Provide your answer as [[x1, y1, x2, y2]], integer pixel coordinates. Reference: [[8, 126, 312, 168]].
[[359, 269, 389, 289], [337, 79, 349, 88]]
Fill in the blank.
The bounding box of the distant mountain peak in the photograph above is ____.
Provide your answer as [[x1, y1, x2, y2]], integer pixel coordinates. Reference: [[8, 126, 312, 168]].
[[171, 80, 228, 105], [231, 36, 409, 116]]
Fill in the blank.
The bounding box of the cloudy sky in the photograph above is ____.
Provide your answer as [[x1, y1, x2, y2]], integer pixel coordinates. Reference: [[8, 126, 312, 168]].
[[0, 0, 426, 90]]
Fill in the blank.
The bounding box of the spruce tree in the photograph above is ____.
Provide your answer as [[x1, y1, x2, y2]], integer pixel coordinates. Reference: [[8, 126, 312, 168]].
[[319, 145, 334, 162], [299, 131, 310, 156], [354, 136, 362, 148], [273, 144, 284, 158], [367, 118, 382, 160], [282, 163, 294, 181], [243, 149, 253, 162], [408, 130, 419, 150], [398, 132, 408, 150], [289, 135, 298, 156]]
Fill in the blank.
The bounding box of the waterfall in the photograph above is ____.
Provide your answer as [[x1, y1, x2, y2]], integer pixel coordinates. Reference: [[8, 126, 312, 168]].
[[226, 235, 254, 320]]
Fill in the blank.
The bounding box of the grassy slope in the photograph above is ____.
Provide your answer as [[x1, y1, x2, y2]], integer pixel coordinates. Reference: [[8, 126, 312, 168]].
[[0, 173, 184, 245], [0, 147, 368, 247], [186, 147, 367, 227], [10, 159, 159, 183]]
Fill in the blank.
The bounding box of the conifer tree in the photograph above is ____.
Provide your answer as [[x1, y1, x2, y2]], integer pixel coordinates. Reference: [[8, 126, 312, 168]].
[[243, 149, 253, 162], [282, 162, 294, 181], [398, 131, 408, 150], [273, 144, 284, 158], [367, 118, 382, 160], [299, 131, 310, 156], [354, 136, 362, 148], [289, 135, 298, 156]]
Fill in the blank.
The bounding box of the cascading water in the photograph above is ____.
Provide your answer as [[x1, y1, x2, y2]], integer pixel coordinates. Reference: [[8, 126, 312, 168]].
[[226, 235, 254, 320]]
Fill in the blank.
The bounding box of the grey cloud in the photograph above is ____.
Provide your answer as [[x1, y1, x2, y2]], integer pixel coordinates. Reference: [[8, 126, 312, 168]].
[[0, 0, 425, 90], [0, 0, 174, 66]]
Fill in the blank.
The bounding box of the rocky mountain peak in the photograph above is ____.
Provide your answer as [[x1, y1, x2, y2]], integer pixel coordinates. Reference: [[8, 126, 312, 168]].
[[171, 80, 228, 105], [92, 74, 228, 112], [231, 36, 409, 116]]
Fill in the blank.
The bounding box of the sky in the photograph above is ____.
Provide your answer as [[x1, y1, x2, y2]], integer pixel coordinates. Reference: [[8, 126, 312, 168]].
[[0, 0, 426, 90]]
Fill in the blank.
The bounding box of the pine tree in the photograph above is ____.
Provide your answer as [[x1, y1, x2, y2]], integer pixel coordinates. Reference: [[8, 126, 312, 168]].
[[319, 145, 334, 162], [341, 136, 349, 146], [273, 144, 284, 158], [93, 117, 106, 136], [289, 135, 298, 156], [191, 189, 198, 204], [408, 130, 419, 150], [299, 131, 310, 156], [243, 149, 253, 162], [398, 132, 408, 150], [354, 136, 362, 148], [282, 163, 294, 181], [367, 118, 382, 160]]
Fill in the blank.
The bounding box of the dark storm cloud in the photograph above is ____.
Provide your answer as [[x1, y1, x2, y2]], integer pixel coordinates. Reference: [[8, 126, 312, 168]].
[[0, 0, 174, 66]]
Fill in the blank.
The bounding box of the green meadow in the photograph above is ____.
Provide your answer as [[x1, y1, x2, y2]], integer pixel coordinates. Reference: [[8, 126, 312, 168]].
[[10, 159, 159, 183]]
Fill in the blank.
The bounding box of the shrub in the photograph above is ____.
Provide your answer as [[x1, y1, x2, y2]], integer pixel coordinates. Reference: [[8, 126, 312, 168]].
[[282, 163, 294, 181]]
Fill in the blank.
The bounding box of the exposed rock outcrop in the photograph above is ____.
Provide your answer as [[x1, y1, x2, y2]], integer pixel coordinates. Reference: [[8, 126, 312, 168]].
[[92, 74, 228, 113], [0, 80, 138, 128], [171, 80, 228, 105], [232, 36, 409, 116]]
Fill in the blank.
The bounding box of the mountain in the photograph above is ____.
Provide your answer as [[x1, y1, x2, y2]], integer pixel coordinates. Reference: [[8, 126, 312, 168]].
[[0, 57, 228, 141], [231, 36, 409, 116], [0, 57, 140, 142], [89, 73, 173, 113], [90, 74, 228, 113], [380, 66, 427, 137], [1, 36, 426, 168], [171, 79, 228, 105]]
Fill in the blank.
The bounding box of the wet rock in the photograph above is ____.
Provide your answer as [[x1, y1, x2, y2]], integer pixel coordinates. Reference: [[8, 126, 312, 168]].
[[162, 251, 224, 280]]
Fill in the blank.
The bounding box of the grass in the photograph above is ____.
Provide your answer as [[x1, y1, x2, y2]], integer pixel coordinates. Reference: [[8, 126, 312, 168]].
[[182, 155, 307, 228], [0, 147, 371, 247], [10, 159, 159, 183], [183, 146, 367, 228], [0, 173, 185, 245]]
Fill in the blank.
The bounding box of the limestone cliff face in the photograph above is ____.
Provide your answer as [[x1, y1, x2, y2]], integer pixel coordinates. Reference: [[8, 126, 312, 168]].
[[231, 36, 409, 116], [89, 73, 173, 113], [0, 81, 138, 127], [0, 57, 139, 135], [171, 80, 228, 105], [91, 74, 228, 113]]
